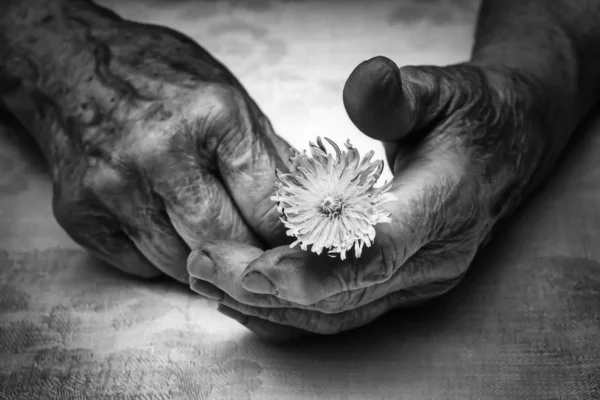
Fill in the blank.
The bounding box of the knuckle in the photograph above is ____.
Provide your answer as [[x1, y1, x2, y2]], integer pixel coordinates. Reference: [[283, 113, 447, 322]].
[[159, 85, 252, 170], [193, 84, 245, 126], [213, 93, 259, 166], [209, 85, 242, 116], [187, 248, 204, 266], [81, 159, 129, 197]]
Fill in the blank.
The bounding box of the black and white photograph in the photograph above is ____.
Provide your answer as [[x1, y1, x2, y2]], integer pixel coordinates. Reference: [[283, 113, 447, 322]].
[[0, 0, 599, 398]]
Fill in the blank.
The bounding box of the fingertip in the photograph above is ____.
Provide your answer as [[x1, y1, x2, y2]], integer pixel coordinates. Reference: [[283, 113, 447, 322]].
[[187, 249, 215, 281], [343, 56, 408, 142], [241, 247, 326, 306], [190, 240, 265, 285]]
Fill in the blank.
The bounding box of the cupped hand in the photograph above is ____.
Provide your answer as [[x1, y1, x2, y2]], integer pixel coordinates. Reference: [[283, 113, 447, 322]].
[[49, 83, 291, 283], [188, 56, 548, 339], [0, 3, 293, 283]]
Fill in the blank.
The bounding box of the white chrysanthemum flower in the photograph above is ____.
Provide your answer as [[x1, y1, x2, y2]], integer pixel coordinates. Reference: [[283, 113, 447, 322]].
[[271, 137, 396, 260]]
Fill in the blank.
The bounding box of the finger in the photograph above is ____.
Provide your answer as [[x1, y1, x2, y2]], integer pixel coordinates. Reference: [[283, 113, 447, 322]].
[[343, 56, 447, 142], [52, 197, 161, 279], [188, 241, 288, 308], [147, 126, 263, 250], [239, 229, 391, 308], [189, 241, 334, 310], [192, 240, 464, 315], [204, 87, 295, 246], [217, 305, 309, 342], [190, 277, 224, 301]]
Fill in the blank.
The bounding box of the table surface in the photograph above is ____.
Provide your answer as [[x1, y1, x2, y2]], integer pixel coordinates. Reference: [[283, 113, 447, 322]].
[[1, 1, 599, 399]]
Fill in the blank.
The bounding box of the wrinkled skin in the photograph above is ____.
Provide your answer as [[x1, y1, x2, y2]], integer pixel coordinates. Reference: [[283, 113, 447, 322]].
[[188, 58, 551, 340], [0, 0, 293, 283], [0, 0, 555, 341]]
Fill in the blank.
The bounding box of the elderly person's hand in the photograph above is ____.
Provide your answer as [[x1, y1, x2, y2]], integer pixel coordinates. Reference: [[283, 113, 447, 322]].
[[0, 0, 292, 282], [188, 56, 559, 339]]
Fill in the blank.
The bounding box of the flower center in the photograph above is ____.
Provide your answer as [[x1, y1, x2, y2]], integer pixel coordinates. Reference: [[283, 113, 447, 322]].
[[320, 196, 344, 218]]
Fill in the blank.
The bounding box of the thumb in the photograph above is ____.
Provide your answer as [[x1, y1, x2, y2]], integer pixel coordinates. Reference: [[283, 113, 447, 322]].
[[342, 56, 445, 142]]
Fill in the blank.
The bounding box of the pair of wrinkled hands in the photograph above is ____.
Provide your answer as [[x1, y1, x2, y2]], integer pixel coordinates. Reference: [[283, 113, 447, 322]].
[[43, 30, 539, 341]]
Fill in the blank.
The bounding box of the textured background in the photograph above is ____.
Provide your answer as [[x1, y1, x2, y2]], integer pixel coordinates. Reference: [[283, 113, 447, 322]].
[[1, 0, 600, 399]]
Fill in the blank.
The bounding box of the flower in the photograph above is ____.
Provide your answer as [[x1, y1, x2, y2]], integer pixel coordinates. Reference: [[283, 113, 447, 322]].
[[271, 137, 395, 260]]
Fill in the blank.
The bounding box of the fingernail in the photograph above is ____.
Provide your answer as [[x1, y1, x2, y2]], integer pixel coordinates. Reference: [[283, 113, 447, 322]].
[[217, 305, 248, 325], [187, 251, 214, 281], [242, 272, 277, 296], [190, 278, 224, 301]]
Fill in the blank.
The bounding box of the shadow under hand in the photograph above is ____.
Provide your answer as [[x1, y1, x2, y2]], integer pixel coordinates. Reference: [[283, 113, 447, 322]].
[[0, 107, 48, 176]]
